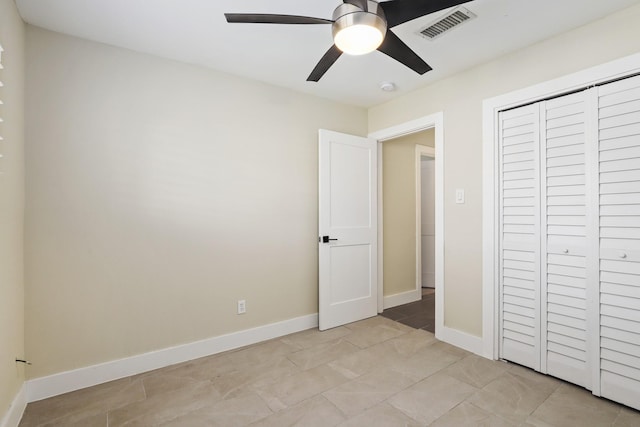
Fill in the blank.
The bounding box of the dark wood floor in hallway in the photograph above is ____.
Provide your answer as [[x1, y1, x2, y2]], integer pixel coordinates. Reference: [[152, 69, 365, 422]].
[[381, 288, 435, 333]]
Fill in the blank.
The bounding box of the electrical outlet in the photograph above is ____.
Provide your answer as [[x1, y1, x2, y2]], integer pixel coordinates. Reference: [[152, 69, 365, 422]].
[[455, 188, 465, 204], [237, 299, 246, 314]]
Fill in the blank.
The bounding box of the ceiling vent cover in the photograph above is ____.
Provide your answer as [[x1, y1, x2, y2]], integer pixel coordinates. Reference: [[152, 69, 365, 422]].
[[418, 7, 476, 40]]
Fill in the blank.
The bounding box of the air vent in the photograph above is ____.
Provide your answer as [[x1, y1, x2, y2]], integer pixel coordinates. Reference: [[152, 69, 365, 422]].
[[418, 7, 476, 40]]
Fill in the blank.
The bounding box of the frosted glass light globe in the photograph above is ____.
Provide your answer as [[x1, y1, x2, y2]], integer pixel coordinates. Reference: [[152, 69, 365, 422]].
[[334, 24, 384, 55], [332, 4, 387, 56]]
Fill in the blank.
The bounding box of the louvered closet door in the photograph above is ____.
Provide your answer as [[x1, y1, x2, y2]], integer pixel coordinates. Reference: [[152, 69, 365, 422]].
[[499, 104, 541, 370], [541, 91, 594, 389], [597, 74, 640, 411]]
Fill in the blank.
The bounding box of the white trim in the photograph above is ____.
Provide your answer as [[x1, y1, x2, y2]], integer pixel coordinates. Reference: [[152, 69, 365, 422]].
[[434, 117, 445, 339], [369, 115, 442, 141], [26, 314, 318, 402], [369, 112, 445, 338], [377, 142, 384, 313], [439, 326, 484, 356], [482, 108, 499, 360], [482, 52, 640, 360], [415, 145, 435, 297], [383, 289, 421, 310], [0, 384, 26, 427]]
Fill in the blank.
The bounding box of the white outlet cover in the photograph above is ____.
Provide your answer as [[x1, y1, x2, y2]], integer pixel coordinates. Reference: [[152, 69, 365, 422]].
[[456, 189, 465, 204]]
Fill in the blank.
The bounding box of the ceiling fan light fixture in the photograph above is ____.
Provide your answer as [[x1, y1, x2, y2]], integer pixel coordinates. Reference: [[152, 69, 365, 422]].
[[224, 0, 449, 81], [332, 3, 387, 56]]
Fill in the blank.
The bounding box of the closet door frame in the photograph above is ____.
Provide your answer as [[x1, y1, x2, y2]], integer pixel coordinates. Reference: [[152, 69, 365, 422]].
[[482, 52, 640, 360]]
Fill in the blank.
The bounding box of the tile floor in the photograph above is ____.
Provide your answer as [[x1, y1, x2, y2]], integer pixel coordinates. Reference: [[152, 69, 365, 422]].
[[381, 288, 435, 332], [19, 316, 640, 426]]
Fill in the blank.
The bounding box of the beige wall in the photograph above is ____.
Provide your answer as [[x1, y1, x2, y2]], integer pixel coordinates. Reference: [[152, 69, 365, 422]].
[[370, 3, 640, 337], [0, 0, 25, 418], [382, 130, 434, 296], [24, 27, 367, 379]]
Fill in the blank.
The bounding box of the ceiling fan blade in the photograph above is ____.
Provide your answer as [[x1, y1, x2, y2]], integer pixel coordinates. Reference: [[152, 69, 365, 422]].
[[377, 30, 432, 75], [225, 13, 333, 25], [380, 0, 473, 28], [307, 45, 343, 82]]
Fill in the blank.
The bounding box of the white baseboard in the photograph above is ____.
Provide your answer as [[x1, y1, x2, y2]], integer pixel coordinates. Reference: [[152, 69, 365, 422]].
[[26, 313, 318, 403], [436, 325, 484, 357], [383, 289, 421, 310], [0, 384, 26, 427]]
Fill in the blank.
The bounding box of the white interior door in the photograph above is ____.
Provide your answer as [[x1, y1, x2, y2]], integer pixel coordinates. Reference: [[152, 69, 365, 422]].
[[498, 104, 542, 371], [597, 75, 640, 410], [421, 158, 436, 288], [319, 129, 377, 331], [541, 90, 593, 389]]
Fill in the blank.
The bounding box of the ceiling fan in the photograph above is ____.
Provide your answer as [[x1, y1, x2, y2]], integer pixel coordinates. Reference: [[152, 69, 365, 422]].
[[225, 0, 473, 82]]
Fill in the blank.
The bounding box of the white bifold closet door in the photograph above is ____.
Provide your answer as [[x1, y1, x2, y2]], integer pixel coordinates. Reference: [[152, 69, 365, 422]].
[[498, 104, 542, 371], [597, 75, 640, 410], [499, 92, 594, 385], [498, 74, 640, 411], [540, 91, 594, 390]]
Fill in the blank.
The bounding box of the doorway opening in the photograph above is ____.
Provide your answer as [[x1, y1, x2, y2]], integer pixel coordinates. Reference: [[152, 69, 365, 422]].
[[378, 133, 435, 331], [368, 112, 444, 338]]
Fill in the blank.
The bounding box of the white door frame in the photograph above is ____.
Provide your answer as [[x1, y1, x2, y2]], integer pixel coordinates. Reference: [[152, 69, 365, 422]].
[[482, 52, 640, 360], [368, 112, 445, 338]]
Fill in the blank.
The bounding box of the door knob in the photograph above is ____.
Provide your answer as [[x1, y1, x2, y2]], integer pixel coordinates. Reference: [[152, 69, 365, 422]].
[[321, 236, 338, 243], [563, 249, 569, 254], [619, 251, 628, 259]]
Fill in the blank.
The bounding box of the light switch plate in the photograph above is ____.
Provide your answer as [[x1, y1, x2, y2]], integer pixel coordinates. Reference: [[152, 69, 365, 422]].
[[456, 189, 465, 204]]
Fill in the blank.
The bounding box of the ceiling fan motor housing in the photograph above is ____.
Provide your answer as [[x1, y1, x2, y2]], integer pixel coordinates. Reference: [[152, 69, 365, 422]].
[[332, 1, 388, 55]]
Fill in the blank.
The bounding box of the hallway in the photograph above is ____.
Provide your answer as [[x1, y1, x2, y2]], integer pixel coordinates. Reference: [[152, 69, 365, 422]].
[[381, 289, 435, 333]]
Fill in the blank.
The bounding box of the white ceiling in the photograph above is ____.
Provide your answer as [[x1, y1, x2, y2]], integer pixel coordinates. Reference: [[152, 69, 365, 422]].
[[15, 0, 640, 107]]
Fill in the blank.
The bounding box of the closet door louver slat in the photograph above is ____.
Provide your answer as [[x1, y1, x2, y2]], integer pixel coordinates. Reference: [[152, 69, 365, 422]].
[[499, 105, 541, 370], [598, 74, 640, 411]]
